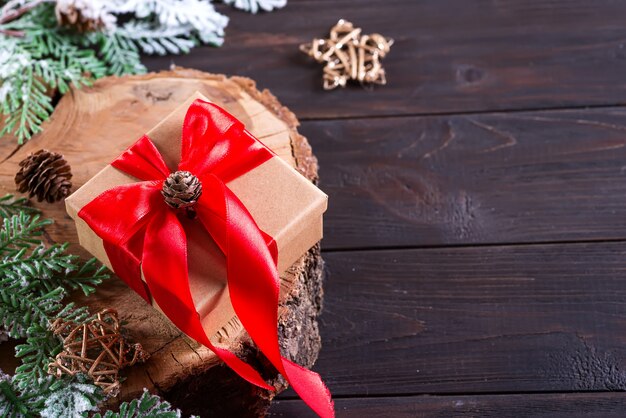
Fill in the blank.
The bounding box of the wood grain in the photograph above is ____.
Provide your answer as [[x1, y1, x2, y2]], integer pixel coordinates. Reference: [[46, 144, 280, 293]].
[[146, 0, 626, 119], [303, 108, 626, 249], [300, 243, 626, 396], [271, 393, 626, 417]]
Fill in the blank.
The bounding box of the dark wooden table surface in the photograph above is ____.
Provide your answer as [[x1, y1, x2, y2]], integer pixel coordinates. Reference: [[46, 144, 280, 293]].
[[145, 1, 626, 416]]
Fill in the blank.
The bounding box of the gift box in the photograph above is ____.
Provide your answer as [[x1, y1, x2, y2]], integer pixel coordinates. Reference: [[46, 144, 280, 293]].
[[65, 91, 328, 340]]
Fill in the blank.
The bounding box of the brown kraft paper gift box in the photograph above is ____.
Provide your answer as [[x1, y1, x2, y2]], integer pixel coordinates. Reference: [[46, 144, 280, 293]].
[[65, 91, 328, 341]]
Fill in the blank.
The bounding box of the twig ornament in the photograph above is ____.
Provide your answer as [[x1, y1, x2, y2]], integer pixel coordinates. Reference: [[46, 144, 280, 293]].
[[300, 19, 394, 90], [48, 309, 149, 397]]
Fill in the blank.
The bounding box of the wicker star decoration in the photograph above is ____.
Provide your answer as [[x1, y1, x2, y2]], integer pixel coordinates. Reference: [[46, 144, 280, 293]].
[[48, 309, 148, 396], [300, 19, 394, 90]]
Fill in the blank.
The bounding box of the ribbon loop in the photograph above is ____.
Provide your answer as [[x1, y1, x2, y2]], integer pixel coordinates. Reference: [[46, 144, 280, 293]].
[[78, 99, 334, 418], [179, 100, 275, 182], [112, 135, 171, 181]]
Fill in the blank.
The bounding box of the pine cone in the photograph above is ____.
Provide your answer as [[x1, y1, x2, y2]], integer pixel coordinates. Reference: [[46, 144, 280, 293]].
[[55, 1, 110, 33], [15, 150, 73, 203], [162, 171, 202, 209]]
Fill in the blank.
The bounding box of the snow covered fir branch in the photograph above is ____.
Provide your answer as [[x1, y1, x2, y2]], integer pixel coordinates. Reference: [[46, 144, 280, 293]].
[[0, 194, 105, 415], [0, 195, 190, 417], [0, 0, 287, 143]]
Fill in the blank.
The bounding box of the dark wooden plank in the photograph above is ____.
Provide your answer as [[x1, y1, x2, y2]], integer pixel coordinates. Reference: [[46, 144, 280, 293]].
[[305, 108, 626, 249], [271, 393, 626, 418], [146, 0, 626, 119], [300, 243, 626, 396]]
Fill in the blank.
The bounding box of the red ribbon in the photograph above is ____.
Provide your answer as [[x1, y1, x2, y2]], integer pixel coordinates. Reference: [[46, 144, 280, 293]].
[[78, 100, 334, 417]]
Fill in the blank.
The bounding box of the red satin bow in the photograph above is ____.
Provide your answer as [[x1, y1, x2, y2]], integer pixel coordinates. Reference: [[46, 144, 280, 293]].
[[79, 100, 334, 418]]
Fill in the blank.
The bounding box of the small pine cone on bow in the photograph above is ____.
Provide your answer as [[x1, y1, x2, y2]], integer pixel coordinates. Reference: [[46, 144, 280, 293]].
[[55, 0, 114, 32], [15, 150, 73, 203], [162, 171, 203, 209]]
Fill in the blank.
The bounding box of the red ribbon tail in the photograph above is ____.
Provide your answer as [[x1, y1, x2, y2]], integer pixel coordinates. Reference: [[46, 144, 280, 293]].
[[103, 240, 150, 303], [202, 180, 335, 417], [206, 345, 274, 391], [140, 208, 273, 391], [283, 359, 335, 418]]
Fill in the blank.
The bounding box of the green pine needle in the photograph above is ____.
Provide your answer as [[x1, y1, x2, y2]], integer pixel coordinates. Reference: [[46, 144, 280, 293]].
[[97, 32, 146, 77], [39, 375, 103, 417], [0, 375, 33, 418], [1, 374, 103, 418], [0, 195, 39, 219], [0, 213, 52, 254], [0, 194, 109, 396], [0, 194, 178, 416], [13, 325, 64, 390], [90, 390, 182, 418], [0, 0, 234, 143]]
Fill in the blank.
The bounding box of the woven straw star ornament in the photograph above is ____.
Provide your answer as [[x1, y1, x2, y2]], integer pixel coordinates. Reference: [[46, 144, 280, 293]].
[[300, 19, 394, 90]]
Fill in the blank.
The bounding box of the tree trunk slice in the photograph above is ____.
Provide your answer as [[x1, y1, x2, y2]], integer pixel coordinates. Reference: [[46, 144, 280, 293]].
[[0, 68, 325, 417]]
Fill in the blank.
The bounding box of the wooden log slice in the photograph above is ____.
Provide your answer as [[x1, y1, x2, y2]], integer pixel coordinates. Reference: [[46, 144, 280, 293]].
[[0, 68, 326, 417]]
